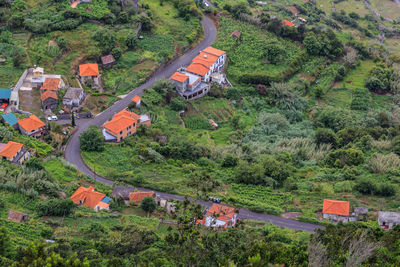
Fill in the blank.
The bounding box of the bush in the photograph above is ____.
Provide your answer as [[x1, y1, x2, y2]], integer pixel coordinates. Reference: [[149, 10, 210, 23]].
[[368, 153, 400, 174], [170, 97, 187, 111], [377, 184, 396, 197], [315, 128, 337, 147], [354, 179, 376, 195], [35, 199, 75, 217], [222, 154, 238, 167], [80, 125, 105, 152], [325, 148, 364, 168]]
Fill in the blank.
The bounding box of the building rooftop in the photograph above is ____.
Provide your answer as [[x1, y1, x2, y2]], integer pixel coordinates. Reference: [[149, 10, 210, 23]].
[[104, 115, 136, 134], [0, 88, 11, 99], [64, 87, 83, 100], [282, 20, 295, 27], [170, 72, 189, 83], [101, 54, 115, 65], [186, 63, 210, 76], [17, 115, 45, 132], [378, 211, 400, 223], [0, 141, 23, 159], [323, 199, 350, 216], [41, 78, 61, 91], [132, 95, 141, 103], [41, 90, 57, 101], [202, 46, 226, 57], [1, 113, 18, 126], [79, 63, 99, 77], [129, 191, 155, 203], [70, 186, 106, 209]]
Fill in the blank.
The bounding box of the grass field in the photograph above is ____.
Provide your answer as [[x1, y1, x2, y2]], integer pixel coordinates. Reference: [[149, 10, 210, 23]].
[[370, 0, 400, 21], [335, 0, 370, 17], [340, 60, 375, 90]]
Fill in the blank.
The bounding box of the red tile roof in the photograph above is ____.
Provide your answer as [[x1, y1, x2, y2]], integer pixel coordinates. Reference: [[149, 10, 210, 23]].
[[104, 116, 136, 134], [70, 186, 106, 209], [18, 115, 45, 132], [323, 199, 350, 216], [41, 78, 61, 91], [198, 203, 236, 227], [230, 30, 241, 38], [79, 63, 99, 77], [282, 20, 295, 27], [113, 109, 140, 120], [170, 72, 189, 83], [0, 141, 23, 159], [132, 95, 141, 103], [129, 191, 154, 203], [203, 46, 226, 57], [186, 62, 210, 76], [41, 90, 57, 101]]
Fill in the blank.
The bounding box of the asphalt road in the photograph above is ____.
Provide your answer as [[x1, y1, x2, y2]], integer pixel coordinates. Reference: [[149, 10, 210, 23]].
[[64, 16, 324, 232]]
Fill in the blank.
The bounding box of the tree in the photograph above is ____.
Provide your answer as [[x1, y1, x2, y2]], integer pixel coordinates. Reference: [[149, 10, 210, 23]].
[[12, 47, 25, 67], [111, 47, 122, 61], [92, 29, 117, 53], [140, 196, 157, 217], [0, 125, 13, 141], [56, 36, 67, 49], [71, 112, 76, 127], [303, 32, 322, 56], [170, 97, 187, 111], [188, 171, 220, 198], [153, 78, 175, 95], [0, 31, 11, 44], [79, 125, 104, 152], [315, 128, 338, 147]]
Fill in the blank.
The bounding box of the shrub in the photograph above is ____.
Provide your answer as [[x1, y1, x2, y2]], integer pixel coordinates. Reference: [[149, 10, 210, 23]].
[[79, 125, 104, 152], [35, 199, 75, 217], [377, 184, 396, 197], [325, 148, 364, 168], [354, 179, 376, 195], [368, 153, 400, 174], [170, 97, 187, 111], [315, 128, 337, 147], [391, 136, 400, 155], [222, 154, 239, 167]]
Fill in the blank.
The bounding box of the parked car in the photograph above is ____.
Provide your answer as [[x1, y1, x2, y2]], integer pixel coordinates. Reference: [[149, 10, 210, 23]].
[[209, 197, 221, 203], [47, 115, 58, 121], [0, 103, 8, 111]]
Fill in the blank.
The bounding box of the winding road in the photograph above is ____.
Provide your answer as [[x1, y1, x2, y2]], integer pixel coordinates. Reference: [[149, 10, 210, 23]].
[[64, 16, 324, 232]]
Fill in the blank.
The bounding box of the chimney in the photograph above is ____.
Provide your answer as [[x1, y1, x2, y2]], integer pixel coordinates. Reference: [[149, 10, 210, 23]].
[[204, 54, 207, 58]]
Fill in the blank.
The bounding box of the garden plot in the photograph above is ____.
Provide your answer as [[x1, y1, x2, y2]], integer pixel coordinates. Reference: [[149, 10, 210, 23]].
[[182, 99, 235, 130]]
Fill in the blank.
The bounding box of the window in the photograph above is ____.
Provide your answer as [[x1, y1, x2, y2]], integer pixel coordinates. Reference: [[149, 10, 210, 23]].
[[128, 132, 131, 135], [128, 126, 131, 129], [120, 131, 122, 134], [133, 123, 136, 127]]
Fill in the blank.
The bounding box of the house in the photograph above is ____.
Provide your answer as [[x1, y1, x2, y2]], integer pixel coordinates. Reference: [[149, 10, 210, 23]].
[[41, 90, 58, 110], [0, 88, 11, 104], [378, 211, 400, 230], [198, 203, 237, 228], [282, 20, 295, 27], [131, 95, 141, 107], [33, 66, 44, 78], [79, 63, 100, 87], [17, 114, 46, 137], [1, 113, 19, 129], [170, 46, 227, 100], [7, 210, 28, 222], [230, 30, 241, 39], [70, 186, 110, 212], [102, 109, 151, 142], [111, 185, 135, 203], [63, 87, 85, 109], [170, 71, 209, 100], [101, 54, 115, 68], [0, 141, 30, 165], [40, 78, 62, 93], [322, 199, 350, 223], [129, 191, 155, 204]]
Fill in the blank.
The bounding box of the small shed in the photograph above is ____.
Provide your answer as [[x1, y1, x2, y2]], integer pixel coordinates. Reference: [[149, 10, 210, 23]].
[[378, 211, 400, 230], [1, 113, 19, 129], [230, 30, 241, 39], [8, 209, 28, 222], [111, 185, 135, 201], [101, 54, 115, 68], [132, 95, 141, 107]]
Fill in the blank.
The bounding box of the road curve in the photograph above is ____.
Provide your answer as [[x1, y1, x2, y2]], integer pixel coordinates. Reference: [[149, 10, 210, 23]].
[[64, 16, 324, 232]]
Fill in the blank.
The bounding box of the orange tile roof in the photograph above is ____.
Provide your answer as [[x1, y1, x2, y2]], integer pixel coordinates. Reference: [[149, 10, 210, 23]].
[[41, 90, 57, 101], [323, 199, 350, 216], [70, 0, 80, 8], [192, 52, 219, 68], [41, 78, 61, 91], [186, 63, 210, 76], [18, 115, 45, 132], [203, 46, 226, 57], [282, 20, 295, 27], [0, 141, 23, 159], [129, 191, 154, 203], [198, 203, 236, 227], [104, 115, 136, 134], [170, 72, 189, 83], [132, 95, 141, 103], [113, 109, 140, 120], [97, 201, 110, 209], [70, 186, 107, 209], [79, 63, 99, 77]]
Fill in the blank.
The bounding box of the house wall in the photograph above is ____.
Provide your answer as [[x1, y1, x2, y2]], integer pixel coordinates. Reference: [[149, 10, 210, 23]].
[[43, 98, 58, 110], [19, 125, 42, 137], [105, 122, 137, 142], [140, 120, 151, 127], [323, 213, 349, 223]]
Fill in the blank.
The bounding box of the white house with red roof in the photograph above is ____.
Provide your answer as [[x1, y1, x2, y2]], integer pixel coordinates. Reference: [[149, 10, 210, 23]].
[[198, 203, 237, 228], [170, 46, 227, 100]]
